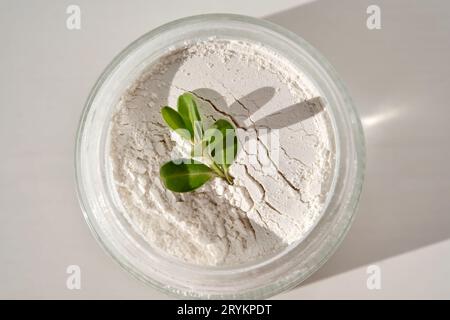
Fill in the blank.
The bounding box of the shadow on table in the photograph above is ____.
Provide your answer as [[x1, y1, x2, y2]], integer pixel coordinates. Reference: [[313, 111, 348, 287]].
[[265, 0, 450, 285]]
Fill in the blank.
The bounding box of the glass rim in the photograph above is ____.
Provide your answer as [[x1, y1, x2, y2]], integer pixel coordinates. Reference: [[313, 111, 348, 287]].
[[75, 13, 366, 299]]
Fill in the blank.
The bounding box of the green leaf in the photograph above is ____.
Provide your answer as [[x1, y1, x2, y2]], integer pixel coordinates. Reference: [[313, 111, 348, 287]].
[[159, 160, 214, 193], [205, 119, 238, 169], [177, 93, 202, 141], [161, 106, 191, 140]]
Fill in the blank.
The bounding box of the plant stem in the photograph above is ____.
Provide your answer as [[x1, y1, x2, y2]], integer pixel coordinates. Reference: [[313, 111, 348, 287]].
[[210, 161, 226, 178], [203, 149, 233, 185], [190, 140, 234, 185], [222, 169, 234, 185]]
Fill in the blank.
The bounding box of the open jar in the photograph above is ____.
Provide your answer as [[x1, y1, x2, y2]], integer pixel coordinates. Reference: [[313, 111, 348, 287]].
[[75, 14, 365, 299]]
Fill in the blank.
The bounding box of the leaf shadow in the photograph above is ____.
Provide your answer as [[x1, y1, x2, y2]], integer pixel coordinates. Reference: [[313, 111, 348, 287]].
[[191, 87, 324, 130]]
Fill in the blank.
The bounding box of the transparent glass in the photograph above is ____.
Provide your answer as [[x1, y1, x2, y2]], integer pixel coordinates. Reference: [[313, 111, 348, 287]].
[[75, 14, 365, 299]]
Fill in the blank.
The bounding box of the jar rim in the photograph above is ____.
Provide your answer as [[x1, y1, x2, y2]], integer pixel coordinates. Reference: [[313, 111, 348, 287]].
[[75, 13, 366, 299]]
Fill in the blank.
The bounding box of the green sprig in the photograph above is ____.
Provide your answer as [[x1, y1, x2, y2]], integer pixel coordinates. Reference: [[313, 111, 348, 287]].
[[159, 92, 238, 192]]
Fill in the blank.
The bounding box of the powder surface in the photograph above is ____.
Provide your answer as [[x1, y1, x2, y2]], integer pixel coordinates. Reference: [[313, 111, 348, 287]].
[[109, 39, 335, 266]]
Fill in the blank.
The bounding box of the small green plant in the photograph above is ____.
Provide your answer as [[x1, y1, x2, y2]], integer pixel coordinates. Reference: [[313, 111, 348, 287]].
[[159, 92, 238, 193]]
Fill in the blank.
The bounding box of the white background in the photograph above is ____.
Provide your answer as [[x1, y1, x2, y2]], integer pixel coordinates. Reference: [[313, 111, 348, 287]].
[[1, 0, 449, 299]]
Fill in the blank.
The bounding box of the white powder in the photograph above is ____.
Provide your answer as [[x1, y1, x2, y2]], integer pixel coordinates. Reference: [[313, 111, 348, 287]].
[[109, 39, 335, 266]]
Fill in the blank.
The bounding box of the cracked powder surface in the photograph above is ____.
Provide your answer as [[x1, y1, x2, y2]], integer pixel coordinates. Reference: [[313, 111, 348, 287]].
[[109, 39, 335, 266]]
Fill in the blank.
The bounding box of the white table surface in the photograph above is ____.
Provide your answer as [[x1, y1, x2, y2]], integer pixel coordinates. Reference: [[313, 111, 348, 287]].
[[1, 0, 449, 299]]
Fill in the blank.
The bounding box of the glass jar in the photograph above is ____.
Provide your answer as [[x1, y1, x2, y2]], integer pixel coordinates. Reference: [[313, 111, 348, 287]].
[[75, 14, 365, 299]]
